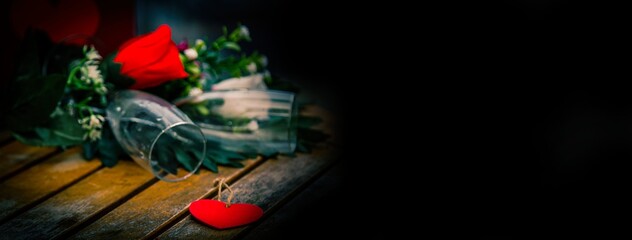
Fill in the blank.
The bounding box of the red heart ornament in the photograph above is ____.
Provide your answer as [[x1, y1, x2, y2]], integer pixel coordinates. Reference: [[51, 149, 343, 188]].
[[189, 199, 263, 229]]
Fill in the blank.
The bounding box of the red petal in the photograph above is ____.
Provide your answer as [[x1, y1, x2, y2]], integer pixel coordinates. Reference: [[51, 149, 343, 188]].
[[127, 42, 188, 89], [114, 24, 173, 74]]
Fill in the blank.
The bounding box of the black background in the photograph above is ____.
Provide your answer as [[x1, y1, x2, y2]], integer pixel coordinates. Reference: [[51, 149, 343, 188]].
[[338, 0, 630, 237], [441, 0, 630, 236]]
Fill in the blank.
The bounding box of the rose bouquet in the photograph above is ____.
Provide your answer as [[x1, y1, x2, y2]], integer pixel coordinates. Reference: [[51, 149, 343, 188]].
[[1, 24, 323, 173]]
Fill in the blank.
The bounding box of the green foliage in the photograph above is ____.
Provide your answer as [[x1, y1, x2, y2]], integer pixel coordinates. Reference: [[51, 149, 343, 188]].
[[4, 29, 68, 133], [5, 74, 68, 132], [96, 124, 125, 167], [99, 53, 135, 90], [12, 107, 85, 147], [4, 25, 330, 176]]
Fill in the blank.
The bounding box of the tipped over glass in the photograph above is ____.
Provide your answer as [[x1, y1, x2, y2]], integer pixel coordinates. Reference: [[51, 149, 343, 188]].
[[174, 89, 297, 155], [106, 90, 206, 182]]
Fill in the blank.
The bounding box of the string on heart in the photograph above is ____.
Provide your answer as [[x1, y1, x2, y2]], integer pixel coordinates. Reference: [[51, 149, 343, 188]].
[[213, 178, 234, 208]]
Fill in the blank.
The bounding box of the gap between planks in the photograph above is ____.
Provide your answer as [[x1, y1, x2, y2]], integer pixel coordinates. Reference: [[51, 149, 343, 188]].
[[0, 141, 60, 182], [140, 156, 267, 240], [0, 148, 103, 224], [0, 160, 158, 240], [155, 147, 338, 239], [67, 156, 267, 240]]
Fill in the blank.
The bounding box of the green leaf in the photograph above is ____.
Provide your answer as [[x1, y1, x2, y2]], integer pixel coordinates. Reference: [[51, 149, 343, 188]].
[[259, 149, 279, 158], [5, 74, 68, 132], [154, 146, 179, 175], [12, 107, 85, 147], [211, 154, 244, 168], [223, 42, 241, 51], [100, 53, 135, 90], [97, 125, 124, 167], [222, 150, 246, 160], [204, 147, 248, 169], [295, 141, 310, 153], [82, 142, 97, 160], [202, 156, 219, 172], [174, 148, 196, 172]]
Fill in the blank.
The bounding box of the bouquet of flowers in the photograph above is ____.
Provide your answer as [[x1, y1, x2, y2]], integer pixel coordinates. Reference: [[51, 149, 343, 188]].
[[1, 24, 323, 173]]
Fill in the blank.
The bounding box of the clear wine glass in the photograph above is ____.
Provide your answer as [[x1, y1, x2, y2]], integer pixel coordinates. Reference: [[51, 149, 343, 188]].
[[174, 89, 297, 155], [106, 90, 206, 182]]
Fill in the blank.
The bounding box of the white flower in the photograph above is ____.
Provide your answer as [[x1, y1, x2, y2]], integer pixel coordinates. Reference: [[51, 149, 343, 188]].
[[79, 63, 104, 86], [239, 26, 250, 39], [84, 128, 102, 141], [79, 67, 91, 84], [188, 87, 203, 96], [184, 48, 198, 60], [87, 65, 101, 80], [96, 85, 108, 94], [258, 56, 268, 67], [81, 114, 104, 130], [246, 62, 257, 73], [86, 46, 102, 61], [195, 39, 207, 51], [89, 115, 101, 127], [246, 120, 259, 131], [211, 74, 267, 90]]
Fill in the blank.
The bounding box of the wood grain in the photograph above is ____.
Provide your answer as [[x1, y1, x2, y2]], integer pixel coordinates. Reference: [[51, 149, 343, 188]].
[[0, 148, 102, 222], [0, 160, 155, 240], [68, 157, 264, 240], [157, 148, 337, 239], [242, 162, 344, 240], [0, 141, 58, 180]]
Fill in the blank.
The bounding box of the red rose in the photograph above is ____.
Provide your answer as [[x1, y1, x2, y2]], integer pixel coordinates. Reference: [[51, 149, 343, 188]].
[[114, 24, 187, 89]]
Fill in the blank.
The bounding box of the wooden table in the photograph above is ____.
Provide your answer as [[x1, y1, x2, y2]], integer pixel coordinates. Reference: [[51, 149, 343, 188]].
[[0, 106, 339, 239]]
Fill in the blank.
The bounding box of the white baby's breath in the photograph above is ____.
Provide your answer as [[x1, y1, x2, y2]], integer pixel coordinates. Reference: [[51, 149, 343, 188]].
[[84, 128, 102, 141], [247, 62, 257, 73], [184, 48, 198, 60], [86, 46, 102, 61], [239, 26, 250, 39], [188, 87, 203, 96], [80, 114, 104, 130], [259, 56, 268, 67], [87, 65, 102, 82], [195, 39, 207, 51], [247, 120, 259, 131], [79, 114, 105, 141]]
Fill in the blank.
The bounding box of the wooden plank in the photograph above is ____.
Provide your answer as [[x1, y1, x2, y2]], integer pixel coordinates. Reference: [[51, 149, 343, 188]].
[[0, 148, 102, 222], [242, 163, 344, 240], [69, 157, 265, 240], [0, 141, 58, 180], [0, 160, 155, 240], [157, 147, 337, 239]]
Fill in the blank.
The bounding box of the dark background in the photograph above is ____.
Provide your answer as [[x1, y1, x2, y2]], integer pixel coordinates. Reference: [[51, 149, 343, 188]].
[[449, 0, 630, 236]]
